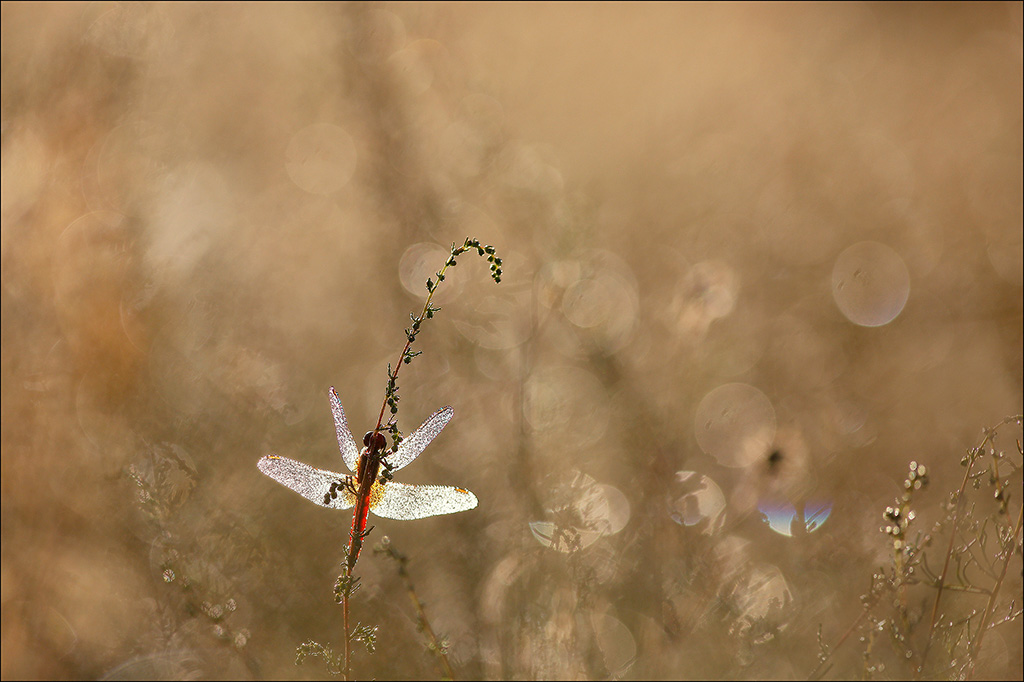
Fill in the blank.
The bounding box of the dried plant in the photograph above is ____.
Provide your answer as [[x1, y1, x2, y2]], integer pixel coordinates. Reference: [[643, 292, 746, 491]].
[[812, 415, 1023, 680]]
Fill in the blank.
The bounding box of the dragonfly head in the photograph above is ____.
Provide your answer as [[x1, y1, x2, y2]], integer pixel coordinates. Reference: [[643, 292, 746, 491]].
[[363, 430, 387, 452]]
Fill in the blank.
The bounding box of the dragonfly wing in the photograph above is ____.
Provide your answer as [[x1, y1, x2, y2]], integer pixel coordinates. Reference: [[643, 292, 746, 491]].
[[258, 455, 356, 510], [329, 387, 360, 473], [369, 481, 477, 520], [387, 406, 454, 472]]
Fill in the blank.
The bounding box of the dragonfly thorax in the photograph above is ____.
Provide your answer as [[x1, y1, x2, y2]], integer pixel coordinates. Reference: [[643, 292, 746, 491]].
[[257, 390, 475, 536]]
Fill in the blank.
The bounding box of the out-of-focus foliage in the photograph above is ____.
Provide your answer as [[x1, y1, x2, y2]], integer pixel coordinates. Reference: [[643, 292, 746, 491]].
[[2, 3, 1021, 680]]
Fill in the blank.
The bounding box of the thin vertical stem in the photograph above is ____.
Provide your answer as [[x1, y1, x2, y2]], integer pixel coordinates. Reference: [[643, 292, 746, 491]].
[[373, 246, 460, 434], [400, 571, 455, 680], [343, 573, 351, 681], [920, 415, 1021, 677], [967, 503, 1023, 679], [381, 540, 455, 680], [919, 445, 976, 673], [334, 237, 500, 678]]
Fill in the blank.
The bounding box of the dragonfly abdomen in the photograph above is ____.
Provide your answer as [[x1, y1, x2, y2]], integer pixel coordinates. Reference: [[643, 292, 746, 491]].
[[346, 433, 387, 570]]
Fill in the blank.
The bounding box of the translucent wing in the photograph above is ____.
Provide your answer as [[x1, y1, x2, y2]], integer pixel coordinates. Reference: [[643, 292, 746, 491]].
[[257, 455, 356, 510], [329, 387, 360, 473], [386, 406, 454, 473], [369, 481, 478, 520]]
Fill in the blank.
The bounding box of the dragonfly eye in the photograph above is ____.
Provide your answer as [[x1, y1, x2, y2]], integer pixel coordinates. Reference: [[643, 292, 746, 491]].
[[363, 431, 387, 451]]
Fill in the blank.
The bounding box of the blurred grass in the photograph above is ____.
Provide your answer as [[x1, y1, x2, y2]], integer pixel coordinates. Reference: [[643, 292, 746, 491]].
[[2, 3, 1021, 680]]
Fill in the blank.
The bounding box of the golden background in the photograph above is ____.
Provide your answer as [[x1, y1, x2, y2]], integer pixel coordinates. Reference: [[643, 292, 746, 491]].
[[2, 3, 1021, 679]]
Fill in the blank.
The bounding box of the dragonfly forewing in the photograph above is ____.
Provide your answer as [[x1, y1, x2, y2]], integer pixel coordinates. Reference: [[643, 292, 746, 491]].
[[369, 480, 478, 520], [329, 387, 361, 473], [386, 406, 454, 473], [259, 392, 477, 525], [258, 455, 357, 510]]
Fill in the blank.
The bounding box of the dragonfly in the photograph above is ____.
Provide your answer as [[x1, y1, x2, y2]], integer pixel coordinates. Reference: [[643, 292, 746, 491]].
[[258, 388, 477, 570]]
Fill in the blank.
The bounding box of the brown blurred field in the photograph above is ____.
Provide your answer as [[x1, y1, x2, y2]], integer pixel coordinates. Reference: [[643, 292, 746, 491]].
[[2, 3, 1022, 680]]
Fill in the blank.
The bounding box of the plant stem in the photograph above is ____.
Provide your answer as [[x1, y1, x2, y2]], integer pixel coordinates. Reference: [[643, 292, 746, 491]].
[[343, 573, 352, 680], [808, 584, 879, 681], [402, 566, 455, 680], [334, 237, 500, 678], [921, 433, 988, 672], [920, 415, 1022, 677], [966, 503, 1023, 679], [373, 275, 442, 434]]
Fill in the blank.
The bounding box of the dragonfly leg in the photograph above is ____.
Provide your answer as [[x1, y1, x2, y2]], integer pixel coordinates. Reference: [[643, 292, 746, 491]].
[[346, 525, 375, 571]]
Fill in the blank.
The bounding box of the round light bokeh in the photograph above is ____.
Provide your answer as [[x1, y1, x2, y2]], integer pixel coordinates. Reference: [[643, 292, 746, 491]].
[[94, 120, 172, 211], [831, 241, 910, 327], [148, 163, 232, 285], [352, 9, 407, 64], [672, 260, 739, 339], [386, 40, 436, 97], [529, 471, 627, 553], [499, 142, 564, 195], [597, 483, 631, 535], [437, 120, 488, 179], [694, 383, 776, 468], [285, 123, 357, 195], [453, 290, 531, 350], [667, 471, 726, 534], [732, 563, 793, 638], [398, 242, 463, 303], [524, 366, 609, 448], [461, 93, 505, 141], [545, 249, 640, 354]]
